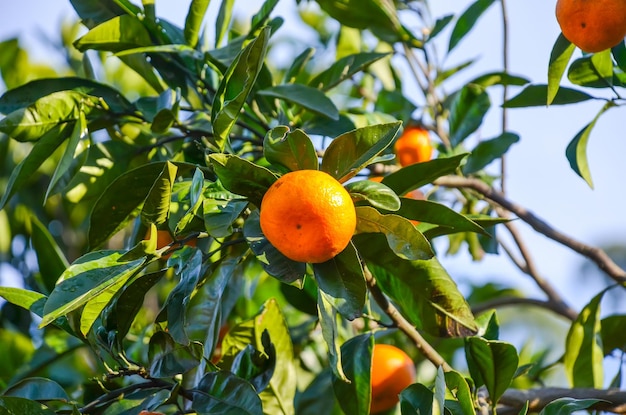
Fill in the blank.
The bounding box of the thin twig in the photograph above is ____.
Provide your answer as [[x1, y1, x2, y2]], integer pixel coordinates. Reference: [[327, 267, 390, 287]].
[[472, 296, 575, 321], [434, 175, 626, 284], [499, 0, 510, 195], [362, 265, 452, 371], [499, 388, 626, 414]]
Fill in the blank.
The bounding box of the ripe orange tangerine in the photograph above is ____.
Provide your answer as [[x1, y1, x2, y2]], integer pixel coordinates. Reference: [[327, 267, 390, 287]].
[[260, 170, 357, 263], [370, 344, 416, 414], [556, 0, 626, 53], [394, 126, 433, 167]]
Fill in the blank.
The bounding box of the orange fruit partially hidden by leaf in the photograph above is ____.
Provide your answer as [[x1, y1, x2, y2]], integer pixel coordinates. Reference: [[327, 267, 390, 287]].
[[556, 0, 626, 53], [144, 228, 196, 259], [138, 411, 165, 415], [394, 126, 433, 167], [370, 344, 416, 414], [404, 188, 426, 226], [260, 170, 356, 263]]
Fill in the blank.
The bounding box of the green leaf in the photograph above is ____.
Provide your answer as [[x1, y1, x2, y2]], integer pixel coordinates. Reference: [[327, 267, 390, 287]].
[[149, 331, 204, 377], [565, 103, 612, 188], [462, 132, 520, 174], [399, 384, 433, 414], [317, 290, 348, 382], [448, 0, 496, 52], [40, 250, 146, 328], [444, 371, 474, 415], [0, 123, 73, 210], [355, 233, 477, 337], [600, 314, 626, 355], [203, 199, 248, 238], [192, 372, 263, 415], [69, 0, 135, 28], [211, 28, 270, 151], [309, 52, 390, 91], [3, 377, 69, 402], [184, 0, 210, 48], [284, 47, 315, 84], [209, 153, 277, 207], [469, 72, 530, 88], [243, 210, 306, 283], [113, 271, 164, 340], [332, 334, 374, 415], [140, 161, 178, 226], [547, 33, 576, 105], [381, 154, 468, 196], [29, 214, 69, 294], [45, 110, 87, 201], [74, 14, 152, 52], [564, 289, 606, 388], [398, 200, 488, 238], [250, 0, 280, 34], [426, 14, 454, 43], [0, 397, 57, 415], [0, 91, 90, 142], [355, 206, 434, 261], [263, 126, 319, 172], [215, 0, 236, 47], [346, 179, 401, 212], [0, 76, 133, 114], [568, 51, 617, 88], [465, 337, 519, 405], [539, 398, 606, 415], [0, 287, 46, 317], [503, 84, 595, 107], [258, 84, 339, 120], [448, 84, 490, 147], [321, 121, 401, 182], [313, 243, 366, 320]]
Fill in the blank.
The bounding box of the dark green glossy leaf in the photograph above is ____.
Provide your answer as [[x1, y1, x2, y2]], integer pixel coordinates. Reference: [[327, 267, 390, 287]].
[[332, 334, 374, 415], [355, 206, 434, 261], [444, 370, 474, 415], [140, 161, 177, 226], [258, 84, 339, 120], [69, 0, 135, 28], [568, 51, 617, 88], [564, 289, 606, 387], [448, 0, 496, 51], [309, 52, 390, 91], [601, 314, 626, 355], [284, 47, 315, 83], [113, 44, 203, 60], [565, 103, 612, 188], [3, 377, 69, 401], [29, 214, 69, 294], [375, 89, 417, 124], [243, 210, 306, 283], [355, 233, 477, 337], [346, 179, 401, 211], [184, 0, 210, 48], [215, 0, 236, 47], [263, 126, 319, 172], [203, 199, 248, 238], [0, 287, 46, 317], [192, 372, 263, 415], [465, 337, 518, 404], [211, 28, 269, 150], [380, 153, 468, 196], [0, 123, 73, 210], [113, 271, 164, 339], [548, 33, 576, 105], [321, 121, 401, 182], [313, 243, 366, 320], [612, 41, 626, 72], [250, 0, 280, 34], [0, 77, 133, 114], [318, 290, 348, 382], [40, 250, 146, 329], [209, 153, 277, 207], [399, 199, 487, 237], [399, 383, 433, 414], [0, 91, 91, 142], [149, 331, 203, 377], [539, 398, 606, 415], [462, 132, 520, 174], [0, 397, 57, 415], [469, 72, 530, 88], [503, 84, 595, 107], [74, 14, 152, 52], [448, 84, 490, 147]]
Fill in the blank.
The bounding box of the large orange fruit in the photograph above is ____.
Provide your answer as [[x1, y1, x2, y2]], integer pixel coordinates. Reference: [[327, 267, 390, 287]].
[[394, 126, 433, 167], [370, 344, 416, 414], [556, 0, 626, 53], [260, 170, 356, 263]]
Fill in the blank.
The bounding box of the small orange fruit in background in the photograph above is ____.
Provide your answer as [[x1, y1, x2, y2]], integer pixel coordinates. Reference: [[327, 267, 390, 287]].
[[394, 126, 433, 167], [556, 0, 626, 53], [370, 344, 416, 414], [260, 170, 356, 263], [144, 228, 196, 259], [138, 411, 165, 415]]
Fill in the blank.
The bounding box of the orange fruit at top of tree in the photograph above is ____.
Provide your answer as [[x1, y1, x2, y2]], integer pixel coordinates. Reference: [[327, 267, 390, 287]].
[[394, 126, 433, 167], [556, 0, 626, 53], [370, 344, 416, 414], [260, 170, 357, 263]]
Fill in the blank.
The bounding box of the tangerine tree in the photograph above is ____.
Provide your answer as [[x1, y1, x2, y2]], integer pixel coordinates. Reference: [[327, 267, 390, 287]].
[[0, 0, 626, 414]]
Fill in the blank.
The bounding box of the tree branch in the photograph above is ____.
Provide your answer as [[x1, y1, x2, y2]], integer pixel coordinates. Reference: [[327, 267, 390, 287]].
[[362, 265, 452, 372], [498, 388, 626, 414], [472, 296, 575, 320], [434, 175, 626, 284]]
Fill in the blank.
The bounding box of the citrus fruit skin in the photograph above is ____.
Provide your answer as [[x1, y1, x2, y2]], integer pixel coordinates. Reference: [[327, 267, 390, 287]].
[[394, 126, 433, 167], [144, 228, 196, 259], [556, 0, 626, 53], [370, 344, 416, 414], [260, 170, 357, 264]]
